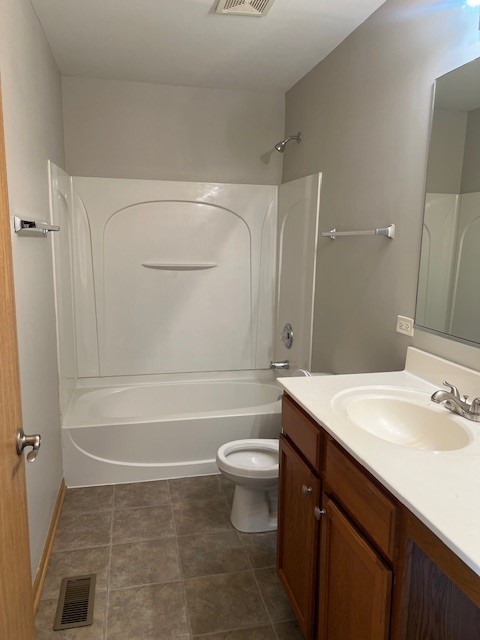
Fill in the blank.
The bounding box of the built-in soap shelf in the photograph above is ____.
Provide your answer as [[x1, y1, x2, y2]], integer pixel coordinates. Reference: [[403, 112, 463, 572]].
[[141, 262, 217, 270]]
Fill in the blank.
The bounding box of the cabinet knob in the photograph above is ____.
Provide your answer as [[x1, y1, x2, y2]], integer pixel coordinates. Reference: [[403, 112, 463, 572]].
[[302, 484, 313, 495], [314, 507, 326, 520]]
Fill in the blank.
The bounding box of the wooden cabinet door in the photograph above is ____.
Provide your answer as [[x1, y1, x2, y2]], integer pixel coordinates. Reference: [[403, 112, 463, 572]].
[[277, 435, 321, 638], [318, 497, 392, 640]]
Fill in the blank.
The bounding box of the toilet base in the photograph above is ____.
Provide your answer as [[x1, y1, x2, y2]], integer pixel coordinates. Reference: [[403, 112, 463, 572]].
[[230, 485, 278, 533]]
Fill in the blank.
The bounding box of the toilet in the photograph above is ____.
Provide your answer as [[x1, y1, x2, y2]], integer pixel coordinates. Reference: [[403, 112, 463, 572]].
[[216, 439, 279, 533]]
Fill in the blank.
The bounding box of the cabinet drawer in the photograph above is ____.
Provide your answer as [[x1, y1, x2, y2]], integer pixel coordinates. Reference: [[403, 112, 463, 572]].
[[282, 395, 322, 470], [325, 440, 396, 559]]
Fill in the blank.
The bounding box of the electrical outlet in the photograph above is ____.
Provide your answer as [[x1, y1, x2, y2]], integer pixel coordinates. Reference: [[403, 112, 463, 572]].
[[396, 315, 414, 337]]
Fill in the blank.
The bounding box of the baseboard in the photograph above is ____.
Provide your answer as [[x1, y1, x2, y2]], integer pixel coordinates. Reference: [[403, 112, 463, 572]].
[[32, 479, 66, 612]]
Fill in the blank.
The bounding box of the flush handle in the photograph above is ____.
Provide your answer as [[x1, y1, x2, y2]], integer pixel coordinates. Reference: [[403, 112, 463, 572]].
[[16, 428, 42, 463], [302, 485, 313, 495]]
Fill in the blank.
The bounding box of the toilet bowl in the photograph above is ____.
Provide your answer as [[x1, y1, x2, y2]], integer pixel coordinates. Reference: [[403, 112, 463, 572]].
[[216, 438, 279, 533]]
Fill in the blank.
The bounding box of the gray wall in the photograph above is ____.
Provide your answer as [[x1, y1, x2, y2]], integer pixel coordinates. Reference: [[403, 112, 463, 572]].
[[283, 0, 480, 374], [62, 76, 284, 185], [426, 108, 467, 193], [0, 0, 64, 576], [461, 107, 480, 193]]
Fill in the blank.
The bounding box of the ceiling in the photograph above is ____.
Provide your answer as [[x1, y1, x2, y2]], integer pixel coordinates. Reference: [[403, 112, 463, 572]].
[[31, 0, 386, 92]]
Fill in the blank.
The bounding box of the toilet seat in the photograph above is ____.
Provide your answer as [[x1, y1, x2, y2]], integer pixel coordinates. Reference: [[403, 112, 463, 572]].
[[216, 439, 279, 480]]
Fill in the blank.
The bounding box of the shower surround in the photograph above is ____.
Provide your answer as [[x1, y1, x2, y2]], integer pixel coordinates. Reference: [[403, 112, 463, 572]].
[[69, 176, 277, 378], [49, 164, 321, 486]]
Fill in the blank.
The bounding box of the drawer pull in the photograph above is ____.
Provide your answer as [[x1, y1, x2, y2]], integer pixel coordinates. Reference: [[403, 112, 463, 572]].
[[314, 507, 326, 520], [302, 485, 313, 495]]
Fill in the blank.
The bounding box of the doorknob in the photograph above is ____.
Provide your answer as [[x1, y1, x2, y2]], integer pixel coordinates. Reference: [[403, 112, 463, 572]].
[[16, 428, 41, 462]]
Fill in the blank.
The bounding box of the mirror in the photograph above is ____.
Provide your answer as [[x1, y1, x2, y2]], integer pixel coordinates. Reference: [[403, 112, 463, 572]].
[[416, 57, 480, 345]]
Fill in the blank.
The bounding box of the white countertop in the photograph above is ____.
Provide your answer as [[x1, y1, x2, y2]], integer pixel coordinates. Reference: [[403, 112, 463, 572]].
[[277, 348, 480, 576]]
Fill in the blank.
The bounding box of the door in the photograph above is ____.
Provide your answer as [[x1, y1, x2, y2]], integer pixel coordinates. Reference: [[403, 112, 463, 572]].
[[277, 435, 321, 638], [317, 497, 392, 640], [0, 87, 36, 638]]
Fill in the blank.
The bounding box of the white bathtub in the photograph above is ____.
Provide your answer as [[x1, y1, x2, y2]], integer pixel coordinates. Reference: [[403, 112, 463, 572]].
[[62, 375, 282, 487]]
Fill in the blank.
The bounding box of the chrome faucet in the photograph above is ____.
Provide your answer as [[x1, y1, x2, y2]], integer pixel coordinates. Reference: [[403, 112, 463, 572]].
[[270, 360, 290, 370], [431, 381, 480, 422]]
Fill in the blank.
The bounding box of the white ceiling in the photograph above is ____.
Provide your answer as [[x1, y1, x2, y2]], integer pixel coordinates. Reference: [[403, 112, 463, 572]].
[[30, 0, 386, 92]]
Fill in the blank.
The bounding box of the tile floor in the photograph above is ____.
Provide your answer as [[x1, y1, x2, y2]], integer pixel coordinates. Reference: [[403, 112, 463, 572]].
[[36, 475, 302, 640]]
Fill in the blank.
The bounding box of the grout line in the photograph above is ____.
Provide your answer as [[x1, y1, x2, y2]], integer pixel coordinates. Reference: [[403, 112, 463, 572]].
[[109, 532, 176, 546], [168, 481, 194, 639], [192, 621, 276, 638], [112, 498, 225, 511], [61, 507, 114, 516], [217, 474, 281, 638], [175, 529, 241, 540], [217, 475, 234, 510], [51, 542, 111, 553], [242, 537, 279, 640], [179, 567, 256, 582], [175, 525, 234, 538], [103, 487, 115, 640], [108, 577, 184, 593], [112, 501, 170, 511]]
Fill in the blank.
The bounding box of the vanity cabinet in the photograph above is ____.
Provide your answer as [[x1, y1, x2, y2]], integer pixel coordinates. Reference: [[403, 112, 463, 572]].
[[277, 394, 480, 640]]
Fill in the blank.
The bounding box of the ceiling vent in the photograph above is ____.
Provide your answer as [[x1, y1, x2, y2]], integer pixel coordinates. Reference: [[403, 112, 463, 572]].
[[215, 0, 277, 17]]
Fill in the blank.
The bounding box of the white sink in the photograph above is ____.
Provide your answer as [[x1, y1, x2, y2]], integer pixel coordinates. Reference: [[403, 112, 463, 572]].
[[332, 388, 472, 452]]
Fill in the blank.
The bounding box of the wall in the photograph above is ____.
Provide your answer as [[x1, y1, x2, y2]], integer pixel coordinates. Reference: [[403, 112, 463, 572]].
[[461, 107, 480, 193], [0, 0, 64, 576], [62, 76, 284, 185], [283, 0, 480, 374], [426, 109, 467, 193]]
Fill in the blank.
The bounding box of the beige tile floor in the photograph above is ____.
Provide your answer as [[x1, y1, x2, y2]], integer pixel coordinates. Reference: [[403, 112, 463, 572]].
[[35, 475, 303, 640]]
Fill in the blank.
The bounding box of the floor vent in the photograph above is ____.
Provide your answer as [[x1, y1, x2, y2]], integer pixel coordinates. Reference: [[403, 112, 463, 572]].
[[215, 0, 277, 17], [53, 574, 96, 630]]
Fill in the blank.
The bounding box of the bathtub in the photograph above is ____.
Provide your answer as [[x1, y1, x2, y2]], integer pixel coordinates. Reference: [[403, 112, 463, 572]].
[[62, 374, 282, 487]]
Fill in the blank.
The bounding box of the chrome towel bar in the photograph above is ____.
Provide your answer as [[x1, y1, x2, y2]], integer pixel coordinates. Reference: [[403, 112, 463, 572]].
[[322, 224, 395, 240], [14, 216, 60, 236]]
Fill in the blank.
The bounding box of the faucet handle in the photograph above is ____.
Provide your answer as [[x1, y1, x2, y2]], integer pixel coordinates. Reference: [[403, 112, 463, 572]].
[[443, 381, 460, 399], [470, 397, 480, 415]]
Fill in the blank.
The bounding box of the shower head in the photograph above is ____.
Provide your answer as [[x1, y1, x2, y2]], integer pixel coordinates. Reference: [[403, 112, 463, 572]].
[[274, 132, 302, 153]]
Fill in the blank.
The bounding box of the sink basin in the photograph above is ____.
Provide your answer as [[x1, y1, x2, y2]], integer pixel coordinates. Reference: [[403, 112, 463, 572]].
[[332, 388, 471, 451]]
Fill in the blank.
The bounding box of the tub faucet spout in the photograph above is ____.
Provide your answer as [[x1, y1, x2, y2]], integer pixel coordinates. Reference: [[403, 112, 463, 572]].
[[270, 360, 290, 370]]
